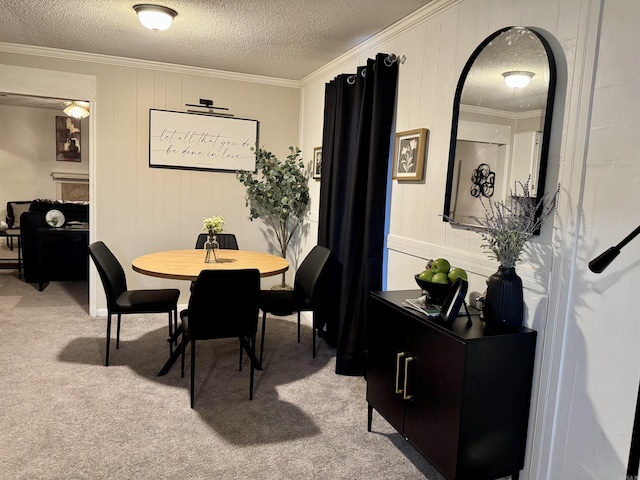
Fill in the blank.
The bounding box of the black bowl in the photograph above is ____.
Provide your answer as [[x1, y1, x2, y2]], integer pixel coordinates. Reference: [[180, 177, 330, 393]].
[[414, 274, 451, 305]]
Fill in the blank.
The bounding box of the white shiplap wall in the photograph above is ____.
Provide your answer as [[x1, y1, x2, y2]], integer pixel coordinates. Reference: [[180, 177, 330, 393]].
[[2, 0, 639, 478], [0, 54, 301, 311], [299, 0, 638, 479]]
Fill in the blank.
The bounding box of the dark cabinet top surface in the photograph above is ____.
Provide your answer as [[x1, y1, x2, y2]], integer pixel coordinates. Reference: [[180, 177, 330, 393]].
[[371, 289, 536, 342]]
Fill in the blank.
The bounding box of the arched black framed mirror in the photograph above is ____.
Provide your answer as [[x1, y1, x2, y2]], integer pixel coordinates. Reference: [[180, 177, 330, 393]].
[[443, 26, 556, 228]]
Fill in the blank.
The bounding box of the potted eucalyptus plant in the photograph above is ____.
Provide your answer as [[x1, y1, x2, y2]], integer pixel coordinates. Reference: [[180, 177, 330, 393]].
[[236, 146, 310, 288]]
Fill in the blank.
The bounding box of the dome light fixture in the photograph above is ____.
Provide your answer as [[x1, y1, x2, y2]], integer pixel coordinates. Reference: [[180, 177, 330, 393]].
[[502, 71, 535, 88], [133, 4, 177, 31], [63, 101, 90, 119]]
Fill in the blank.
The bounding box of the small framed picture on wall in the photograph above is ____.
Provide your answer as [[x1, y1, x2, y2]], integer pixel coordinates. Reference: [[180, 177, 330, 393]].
[[55, 116, 81, 162], [313, 146, 322, 180], [393, 128, 428, 181]]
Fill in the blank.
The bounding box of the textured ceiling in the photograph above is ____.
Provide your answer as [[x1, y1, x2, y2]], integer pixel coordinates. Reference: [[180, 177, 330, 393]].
[[1, 0, 433, 81], [461, 27, 551, 113]]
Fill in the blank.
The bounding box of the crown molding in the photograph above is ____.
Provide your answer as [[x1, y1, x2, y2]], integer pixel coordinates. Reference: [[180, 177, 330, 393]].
[[0, 42, 299, 89], [300, 0, 461, 86], [460, 104, 545, 121], [1, 1, 461, 90]]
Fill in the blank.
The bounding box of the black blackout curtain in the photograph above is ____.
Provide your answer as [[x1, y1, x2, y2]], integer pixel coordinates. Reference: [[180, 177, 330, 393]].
[[318, 53, 399, 376]]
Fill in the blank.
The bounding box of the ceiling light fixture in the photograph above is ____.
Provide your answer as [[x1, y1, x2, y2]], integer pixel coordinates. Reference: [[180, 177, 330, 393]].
[[502, 71, 535, 88], [63, 101, 90, 119], [133, 4, 177, 31]]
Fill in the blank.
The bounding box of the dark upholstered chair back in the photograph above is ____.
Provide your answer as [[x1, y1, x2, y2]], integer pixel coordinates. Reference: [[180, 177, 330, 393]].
[[293, 245, 331, 308], [6, 201, 31, 228], [194, 233, 239, 250], [258, 245, 333, 361], [88, 241, 179, 367], [187, 269, 259, 340], [88, 241, 127, 309]]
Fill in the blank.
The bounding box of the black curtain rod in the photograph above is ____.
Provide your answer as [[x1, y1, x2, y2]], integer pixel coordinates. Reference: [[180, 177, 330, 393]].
[[345, 54, 406, 84], [384, 53, 406, 67]]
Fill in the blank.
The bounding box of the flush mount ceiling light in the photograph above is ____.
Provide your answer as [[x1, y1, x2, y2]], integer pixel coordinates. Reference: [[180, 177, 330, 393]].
[[502, 71, 535, 88], [63, 101, 90, 119], [133, 4, 177, 31]]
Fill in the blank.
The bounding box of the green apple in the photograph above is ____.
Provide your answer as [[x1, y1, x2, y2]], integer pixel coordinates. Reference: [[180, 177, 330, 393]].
[[448, 267, 468, 283], [431, 272, 450, 284], [431, 258, 451, 274], [418, 269, 434, 282]]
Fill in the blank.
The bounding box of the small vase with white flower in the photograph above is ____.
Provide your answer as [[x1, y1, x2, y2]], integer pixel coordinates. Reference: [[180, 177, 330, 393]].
[[202, 215, 225, 263]]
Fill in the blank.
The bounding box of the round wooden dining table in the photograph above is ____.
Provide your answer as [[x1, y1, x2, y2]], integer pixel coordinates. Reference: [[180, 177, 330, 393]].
[[132, 249, 288, 376], [132, 249, 289, 281]]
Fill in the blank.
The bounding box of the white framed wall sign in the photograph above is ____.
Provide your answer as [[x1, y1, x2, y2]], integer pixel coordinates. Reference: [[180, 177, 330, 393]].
[[148, 109, 259, 172]]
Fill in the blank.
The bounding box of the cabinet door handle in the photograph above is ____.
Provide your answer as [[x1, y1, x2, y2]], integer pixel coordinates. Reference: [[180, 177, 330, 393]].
[[403, 356, 415, 400], [395, 352, 407, 394]]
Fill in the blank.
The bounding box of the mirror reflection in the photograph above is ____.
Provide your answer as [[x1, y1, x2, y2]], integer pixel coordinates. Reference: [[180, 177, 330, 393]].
[[443, 26, 556, 228]]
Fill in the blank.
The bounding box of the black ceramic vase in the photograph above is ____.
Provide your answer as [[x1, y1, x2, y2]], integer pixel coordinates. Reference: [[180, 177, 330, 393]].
[[483, 266, 524, 329]]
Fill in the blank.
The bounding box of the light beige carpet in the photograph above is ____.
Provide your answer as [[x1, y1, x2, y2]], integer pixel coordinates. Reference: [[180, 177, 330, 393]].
[[0, 267, 444, 479]]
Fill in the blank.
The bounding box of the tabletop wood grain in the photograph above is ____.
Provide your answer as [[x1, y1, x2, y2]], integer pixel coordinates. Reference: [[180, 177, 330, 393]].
[[132, 249, 289, 281]]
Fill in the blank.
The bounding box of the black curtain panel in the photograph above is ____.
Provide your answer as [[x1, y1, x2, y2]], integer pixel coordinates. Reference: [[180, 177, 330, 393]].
[[318, 53, 399, 376]]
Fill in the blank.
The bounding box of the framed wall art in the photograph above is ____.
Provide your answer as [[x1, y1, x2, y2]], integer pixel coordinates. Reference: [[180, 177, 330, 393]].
[[148, 109, 259, 172], [392, 128, 428, 181], [55, 116, 81, 162], [313, 146, 322, 179]]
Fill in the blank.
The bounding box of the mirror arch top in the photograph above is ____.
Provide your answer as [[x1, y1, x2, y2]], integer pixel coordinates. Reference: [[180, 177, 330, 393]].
[[443, 26, 556, 229]]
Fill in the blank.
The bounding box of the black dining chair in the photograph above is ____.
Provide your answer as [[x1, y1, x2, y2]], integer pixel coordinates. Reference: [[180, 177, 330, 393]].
[[258, 245, 332, 362], [180, 268, 261, 408], [88, 241, 180, 366], [194, 233, 239, 250]]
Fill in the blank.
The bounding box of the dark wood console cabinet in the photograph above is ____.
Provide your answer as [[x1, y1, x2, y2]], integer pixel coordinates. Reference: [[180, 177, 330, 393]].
[[366, 290, 537, 480]]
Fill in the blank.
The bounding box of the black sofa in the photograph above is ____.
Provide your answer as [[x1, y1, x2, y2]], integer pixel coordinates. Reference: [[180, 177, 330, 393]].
[[20, 199, 89, 290]]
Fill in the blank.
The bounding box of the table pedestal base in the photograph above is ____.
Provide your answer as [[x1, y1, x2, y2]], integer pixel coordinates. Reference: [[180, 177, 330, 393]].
[[157, 325, 263, 376]]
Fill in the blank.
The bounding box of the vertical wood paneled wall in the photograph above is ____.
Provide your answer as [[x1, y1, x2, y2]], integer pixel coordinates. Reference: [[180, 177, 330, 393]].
[[0, 51, 301, 305]]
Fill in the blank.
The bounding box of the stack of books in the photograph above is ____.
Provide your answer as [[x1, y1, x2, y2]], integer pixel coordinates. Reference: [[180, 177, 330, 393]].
[[402, 295, 441, 317]]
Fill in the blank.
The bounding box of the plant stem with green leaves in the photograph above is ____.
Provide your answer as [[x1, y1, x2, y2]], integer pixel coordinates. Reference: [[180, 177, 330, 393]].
[[237, 146, 310, 287], [446, 177, 559, 268]]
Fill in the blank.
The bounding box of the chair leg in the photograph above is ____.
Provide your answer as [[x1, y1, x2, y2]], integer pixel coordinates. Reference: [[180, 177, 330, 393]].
[[240, 336, 256, 401], [249, 335, 255, 401], [167, 311, 174, 355], [105, 313, 112, 367], [238, 340, 243, 372], [116, 313, 122, 349], [259, 311, 267, 364], [180, 326, 186, 379], [312, 311, 316, 359], [297, 311, 301, 343], [190, 339, 196, 409], [173, 308, 178, 343]]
